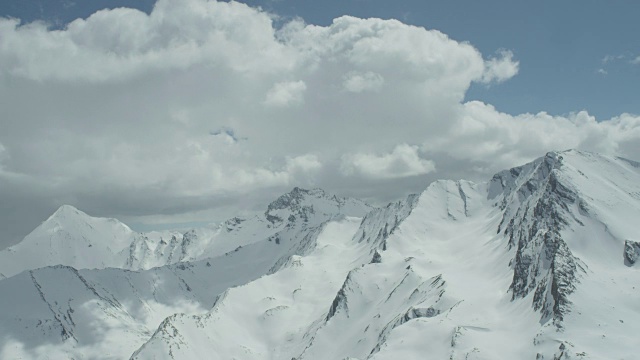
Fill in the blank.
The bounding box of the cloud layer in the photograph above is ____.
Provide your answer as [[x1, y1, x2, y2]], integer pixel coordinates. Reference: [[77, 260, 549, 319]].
[[341, 144, 435, 179], [1, 0, 639, 247]]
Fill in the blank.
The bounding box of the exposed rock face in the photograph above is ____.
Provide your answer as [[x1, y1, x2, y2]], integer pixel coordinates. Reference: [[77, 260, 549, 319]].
[[491, 152, 586, 327], [265, 187, 372, 225], [624, 240, 640, 265], [370, 250, 382, 264], [354, 193, 420, 251], [326, 269, 357, 321], [266, 187, 318, 224]]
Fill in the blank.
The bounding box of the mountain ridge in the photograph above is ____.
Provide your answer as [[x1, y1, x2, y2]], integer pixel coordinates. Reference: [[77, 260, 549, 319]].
[[1, 149, 639, 360], [0, 187, 373, 280]]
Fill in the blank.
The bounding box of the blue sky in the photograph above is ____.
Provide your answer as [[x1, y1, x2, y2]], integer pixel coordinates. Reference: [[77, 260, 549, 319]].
[[2, 0, 639, 119]]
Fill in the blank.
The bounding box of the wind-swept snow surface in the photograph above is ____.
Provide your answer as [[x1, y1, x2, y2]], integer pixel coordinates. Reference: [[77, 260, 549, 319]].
[[2, 150, 639, 359]]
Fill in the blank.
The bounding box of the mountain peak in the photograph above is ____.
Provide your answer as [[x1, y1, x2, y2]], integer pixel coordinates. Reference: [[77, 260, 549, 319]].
[[487, 149, 602, 201], [266, 187, 327, 213], [45, 205, 129, 231], [265, 187, 372, 225], [44, 204, 94, 226], [50, 204, 83, 217], [37, 205, 133, 241], [0, 205, 135, 279]]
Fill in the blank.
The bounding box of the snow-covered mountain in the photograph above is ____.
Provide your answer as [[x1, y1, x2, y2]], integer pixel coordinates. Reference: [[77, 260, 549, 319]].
[[1, 150, 639, 360], [0, 187, 372, 279], [0, 205, 136, 280]]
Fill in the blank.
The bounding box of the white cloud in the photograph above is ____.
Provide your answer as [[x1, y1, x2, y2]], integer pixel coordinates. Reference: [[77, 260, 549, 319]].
[[602, 54, 625, 64], [286, 154, 322, 174], [631, 56, 640, 65], [264, 80, 307, 107], [341, 144, 436, 179], [597, 68, 608, 75], [342, 71, 384, 93], [480, 49, 519, 84], [0, 0, 639, 246], [0, 0, 294, 82], [423, 101, 640, 172]]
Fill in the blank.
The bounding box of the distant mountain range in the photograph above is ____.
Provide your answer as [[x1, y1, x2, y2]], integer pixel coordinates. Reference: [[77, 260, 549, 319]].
[[1, 150, 638, 360]]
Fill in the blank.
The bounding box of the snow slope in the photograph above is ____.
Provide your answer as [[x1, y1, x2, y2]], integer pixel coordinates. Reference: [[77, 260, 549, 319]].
[[1, 150, 639, 360], [125, 187, 373, 270], [0, 187, 372, 279], [133, 150, 640, 360], [0, 205, 136, 279], [0, 188, 373, 359], [0, 252, 277, 359]]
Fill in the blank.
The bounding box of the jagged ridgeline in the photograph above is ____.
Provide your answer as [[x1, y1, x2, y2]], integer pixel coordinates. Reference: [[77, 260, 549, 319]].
[[0, 150, 639, 360]]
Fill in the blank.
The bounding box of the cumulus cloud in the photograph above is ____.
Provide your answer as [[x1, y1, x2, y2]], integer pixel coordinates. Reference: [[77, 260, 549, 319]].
[[341, 144, 436, 179], [342, 71, 384, 93], [264, 80, 307, 107], [423, 101, 640, 172], [0, 1, 293, 81], [286, 154, 322, 174], [0, 0, 639, 247], [214, 155, 320, 192], [480, 49, 519, 84]]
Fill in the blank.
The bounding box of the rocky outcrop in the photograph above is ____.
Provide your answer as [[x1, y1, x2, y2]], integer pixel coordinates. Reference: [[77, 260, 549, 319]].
[[265, 187, 371, 225], [354, 193, 419, 251], [495, 152, 586, 327], [624, 240, 640, 266]]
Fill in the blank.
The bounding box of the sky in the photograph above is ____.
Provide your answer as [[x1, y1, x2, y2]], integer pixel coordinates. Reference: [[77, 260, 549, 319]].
[[1, 0, 639, 249]]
